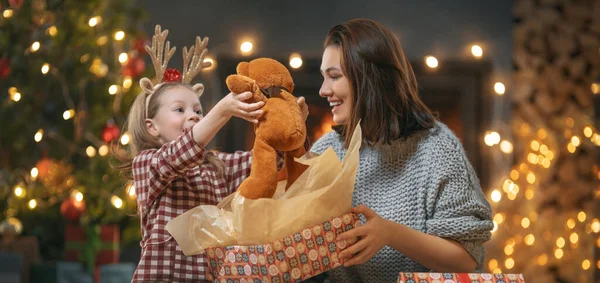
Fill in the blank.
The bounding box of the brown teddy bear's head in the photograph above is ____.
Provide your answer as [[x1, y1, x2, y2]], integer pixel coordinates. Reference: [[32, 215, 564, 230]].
[[235, 58, 294, 93]]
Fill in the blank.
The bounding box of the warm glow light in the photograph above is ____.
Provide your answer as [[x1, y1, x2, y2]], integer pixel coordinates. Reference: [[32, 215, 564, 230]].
[[571, 136, 581, 147], [524, 234, 535, 246], [14, 186, 25, 198], [3, 9, 14, 18], [120, 133, 130, 145], [526, 172, 536, 184], [98, 145, 109, 156], [537, 254, 548, 266], [500, 140, 513, 153], [567, 218, 576, 229], [566, 117, 575, 127], [118, 53, 128, 64], [567, 143, 576, 153], [582, 260, 590, 270], [484, 131, 501, 146], [541, 158, 551, 168], [554, 248, 563, 259], [31, 42, 40, 52], [592, 133, 600, 146], [505, 258, 514, 269], [521, 217, 531, 228], [490, 190, 502, 202], [88, 16, 101, 27], [492, 268, 502, 274], [546, 150, 555, 160], [127, 184, 136, 198], [114, 31, 125, 41], [28, 199, 37, 209], [97, 36, 108, 46], [63, 109, 75, 120], [510, 169, 519, 180], [578, 211, 586, 222], [592, 83, 600, 94], [41, 63, 50, 74], [34, 129, 44, 142], [30, 167, 39, 179], [488, 259, 498, 270], [494, 82, 506, 95], [525, 188, 534, 200], [203, 57, 216, 71], [109, 85, 118, 95], [527, 153, 538, 164], [111, 196, 123, 209], [75, 192, 84, 202], [570, 232, 579, 244], [507, 191, 517, 200], [425, 56, 438, 68], [11, 92, 21, 102], [289, 53, 303, 69], [86, 146, 96, 157], [591, 219, 600, 233], [504, 245, 513, 256], [539, 144, 548, 154], [556, 237, 565, 248], [240, 41, 253, 54], [471, 45, 483, 58], [491, 221, 498, 233], [123, 77, 132, 89], [583, 126, 593, 138], [494, 213, 504, 224], [47, 26, 57, 36], [502, 179, 518, 193]]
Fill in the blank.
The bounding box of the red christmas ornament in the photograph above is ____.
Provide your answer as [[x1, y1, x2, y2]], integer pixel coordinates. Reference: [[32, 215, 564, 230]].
[[102, 120, 121, 143], [134, 38, 148, 54], [8, 0, 23, 9], [0, 58, 10, 79], [121, 56, 145, 78], [60, 199, 86, 222], [163, 68, 182, 82]]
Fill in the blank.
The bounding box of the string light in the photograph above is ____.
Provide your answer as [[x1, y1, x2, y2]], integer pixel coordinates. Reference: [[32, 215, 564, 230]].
[[500, 140, 513, 153], [240, 41, 253, 54], [583, 126, 593, 138], [86, 146, 96, 157], [488, 259, 498, 270], [114, 31, 125, 41], [570, 232, 579, 244], [98, 145, 109, 156], [109, 85, 118, 95], [31, 42, 40, 52], [525, 187, 534, 199], [556, 237, 566, 248], [120, 133, 130, 145], [494, 82, 505, 95], [577, 211, 586, 222], [567, 142, 576, 153], [521, 217, 531, 228], [71, 189, 84, 202], [510, 169, 519, 180], [425, 56, 438, 68], [537, 254, 548, 266], [41, 63, 50, 74], [3, 9, 14, 18], [484, 131, 501, 146], [123, 77, 133, 89], [526, 172, 536, 184], [127, 184, 136, 198], [571, 136, 581, 147], [524, 234, 535, 246], [289, 53, 303, 69], [88, 16, 101, 27], [118, 53, 128, 64], [97, 36, 108, 46], [591, 219, 600, 233], [554, 248, 564, 259], [11, 91, 21, 102], [539, 144, 548, 155], [471, 45, 483, 58], [582, 260, 591, 270], [491, 221, 498, 233], [504, 245, 513, 256], [47, 26, 58, 37], [28, 199, 37, 209], [111, 196, 123, 209], [14, 186, 25, 198], [490, 189, 502, 202], [566, 117, 575, 128], [63, 109, 75, 120], [34, 129, 44, 142], [30, 167, 39, 179], [493, 213, 504, 224], [567, 218, 576, 229], [504, 258, 514, 269], [202, 57, 216, 71]]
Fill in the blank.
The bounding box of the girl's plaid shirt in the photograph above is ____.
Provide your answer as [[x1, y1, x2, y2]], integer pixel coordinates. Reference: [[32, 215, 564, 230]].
[[131, 128, 283, 282]]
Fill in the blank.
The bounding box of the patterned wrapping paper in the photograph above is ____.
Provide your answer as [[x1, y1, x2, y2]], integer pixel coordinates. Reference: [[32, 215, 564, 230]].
[[397, 272, 526, 283], [204, 212, 360, 282]]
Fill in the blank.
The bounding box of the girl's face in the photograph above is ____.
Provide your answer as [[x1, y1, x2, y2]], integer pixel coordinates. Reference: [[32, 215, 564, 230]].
[[319, 46, 353, 125], [145, 86, 203, 144]]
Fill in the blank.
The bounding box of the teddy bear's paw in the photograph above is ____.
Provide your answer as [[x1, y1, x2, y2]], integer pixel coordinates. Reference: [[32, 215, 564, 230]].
[[226, 74, 257, 94], [238, 176, 278, 199]]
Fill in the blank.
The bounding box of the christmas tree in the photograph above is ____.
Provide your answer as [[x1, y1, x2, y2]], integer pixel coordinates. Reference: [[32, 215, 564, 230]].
[[0, 0, 149, 268]]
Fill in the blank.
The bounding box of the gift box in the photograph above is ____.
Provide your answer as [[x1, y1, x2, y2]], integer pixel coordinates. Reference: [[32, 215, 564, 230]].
[[0, 236, 40, 283], [397, 272, 526, 283], [64, 224, 119, 266], [205, 212, 360, 282]]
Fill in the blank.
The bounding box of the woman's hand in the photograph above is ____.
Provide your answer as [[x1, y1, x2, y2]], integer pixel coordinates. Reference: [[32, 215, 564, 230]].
[[336, 205, 392, 267]]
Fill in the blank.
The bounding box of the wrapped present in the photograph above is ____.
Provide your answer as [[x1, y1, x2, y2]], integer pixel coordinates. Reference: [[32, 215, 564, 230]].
[[205, 212, 360, 282], [397, 272, 526, 283], [0, 236, 40, 283], [64, 224, 119, 266]]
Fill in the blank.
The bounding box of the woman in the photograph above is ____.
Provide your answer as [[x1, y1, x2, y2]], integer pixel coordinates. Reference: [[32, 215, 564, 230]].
[[310, 18, 493, 282]]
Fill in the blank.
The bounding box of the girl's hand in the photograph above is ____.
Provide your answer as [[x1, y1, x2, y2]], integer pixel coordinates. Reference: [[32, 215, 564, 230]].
[[297, 96, 309, 121], [216, 91, 265, 124], [336, 205, 392, 267]]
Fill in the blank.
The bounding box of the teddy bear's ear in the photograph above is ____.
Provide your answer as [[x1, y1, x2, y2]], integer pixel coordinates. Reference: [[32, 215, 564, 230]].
[[236, 62, 249, 76], [191, 83, 205, 97]]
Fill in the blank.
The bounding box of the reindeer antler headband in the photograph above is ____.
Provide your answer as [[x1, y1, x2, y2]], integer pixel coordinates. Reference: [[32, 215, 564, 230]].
[[140, 25, 212, 117]]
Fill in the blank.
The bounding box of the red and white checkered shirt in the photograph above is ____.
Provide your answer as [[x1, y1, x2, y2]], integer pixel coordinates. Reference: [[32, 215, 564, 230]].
[[131, 129, 282, 282]]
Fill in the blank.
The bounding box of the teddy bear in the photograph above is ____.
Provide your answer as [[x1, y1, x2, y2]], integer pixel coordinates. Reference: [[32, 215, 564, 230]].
[[226, 58, 308, 199]]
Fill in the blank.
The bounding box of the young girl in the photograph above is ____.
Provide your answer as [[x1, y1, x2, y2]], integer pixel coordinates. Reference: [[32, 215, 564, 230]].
[[310, 19, 493, 282], [116, 26, 308, 282]]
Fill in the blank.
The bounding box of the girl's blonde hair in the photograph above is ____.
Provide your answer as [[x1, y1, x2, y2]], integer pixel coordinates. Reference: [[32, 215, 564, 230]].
[[114, 82, 225, 179]]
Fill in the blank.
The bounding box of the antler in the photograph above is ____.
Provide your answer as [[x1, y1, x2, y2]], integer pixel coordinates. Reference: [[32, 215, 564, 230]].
[[182, 36, 212, 84], [145, 25, 176, 83]]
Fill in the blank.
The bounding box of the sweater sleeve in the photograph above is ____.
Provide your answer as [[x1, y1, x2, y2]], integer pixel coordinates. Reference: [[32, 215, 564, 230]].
[[425, 138, 493, 271], [310, 131, 337, 155]]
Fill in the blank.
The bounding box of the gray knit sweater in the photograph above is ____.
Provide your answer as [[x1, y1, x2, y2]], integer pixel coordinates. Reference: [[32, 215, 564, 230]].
[[309, 121, 493, 283]]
